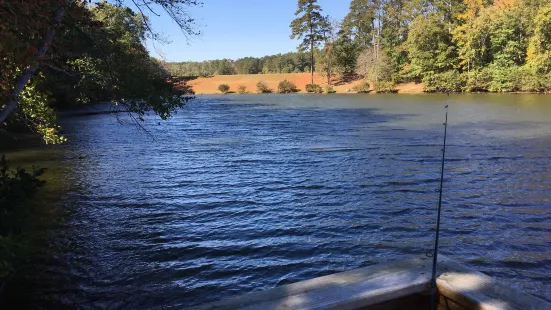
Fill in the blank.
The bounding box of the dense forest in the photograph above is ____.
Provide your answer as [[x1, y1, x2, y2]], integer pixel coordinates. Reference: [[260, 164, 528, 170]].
[[166, 0, 551, 93], [164, 52, 314, 76]]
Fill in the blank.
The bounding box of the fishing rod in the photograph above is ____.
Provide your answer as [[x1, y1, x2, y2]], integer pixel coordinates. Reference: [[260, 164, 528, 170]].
[[429, 94, 449, 310]]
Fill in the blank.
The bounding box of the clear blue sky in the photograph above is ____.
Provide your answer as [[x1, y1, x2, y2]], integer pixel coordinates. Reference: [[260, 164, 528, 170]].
[[140, 0, 351, 62]]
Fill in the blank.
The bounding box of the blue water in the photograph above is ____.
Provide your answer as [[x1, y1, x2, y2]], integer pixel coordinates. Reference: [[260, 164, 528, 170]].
[[4, 94, 551, 308]]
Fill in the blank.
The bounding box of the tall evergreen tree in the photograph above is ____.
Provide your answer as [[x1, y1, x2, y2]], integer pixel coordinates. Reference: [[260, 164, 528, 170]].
[[342, 0, 378, 49], [290, 0, 330, 84], [382, 0, 410, 78]]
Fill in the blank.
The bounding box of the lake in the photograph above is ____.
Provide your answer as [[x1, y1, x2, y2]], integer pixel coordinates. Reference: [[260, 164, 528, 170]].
[[2, 94, 550, 308]]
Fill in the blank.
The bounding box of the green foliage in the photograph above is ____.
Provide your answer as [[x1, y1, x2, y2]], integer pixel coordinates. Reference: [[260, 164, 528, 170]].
[[464, 68, 492, 92], [16, 79, 66, 144], [324, 85, 336, 93], [486, 62, 515, 92], [373, 81, 398, 93], [218, 84, 230, 94], [63, 3, 193, 121], [356, 48, 394, 82], [164, 52, 312, 76], [0, 155, 45, 277], [333, 35, 358, 73], [351, 80, 371, 93], [342, 0, 376, 48], [234, 57, 261, 75], [489, 5, 531, 68], [157, 0, 551, 95], [527, 3, 551, 73], [305, 84, 323, 93], [381, 0, 410, 80], [290, 0, 329, 53], [256, 81, 272, 94], [404, 14, 458, 81], [509, 66, 550, 92], [237, 85, 247, 94], [453, 1, 494, 71], [290, 0, 330, 83], [2, 2, 197, 143], [277, 80, 299, 93], [423, 71, 465, 93]]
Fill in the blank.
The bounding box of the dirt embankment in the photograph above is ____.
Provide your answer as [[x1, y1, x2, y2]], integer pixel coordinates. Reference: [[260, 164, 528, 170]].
[[174, 73, 424, 95]]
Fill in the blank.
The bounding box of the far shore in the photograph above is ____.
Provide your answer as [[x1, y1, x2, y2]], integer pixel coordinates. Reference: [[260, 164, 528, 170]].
[[175, 73, 425, 95], [174, 73, 550, 95]]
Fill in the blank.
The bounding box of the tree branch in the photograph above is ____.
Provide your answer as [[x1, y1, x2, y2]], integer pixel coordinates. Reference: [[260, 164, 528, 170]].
[[0, 2, 67, 125]]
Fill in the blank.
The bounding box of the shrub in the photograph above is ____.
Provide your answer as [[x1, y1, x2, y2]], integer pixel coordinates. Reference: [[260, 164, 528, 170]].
[[423, 71, 465, 93], [351, 80, 371, 93], [218, 84, 230, 94], [237, 85, 247, 94], [0, 155, 45, 277], [277, 80, 299, 93], [256, 81, 272, 93], [485, 63, 514, 92], [324, 85, 336, 94], [465, 69, 492, 92], [509, 66, 549, 92], [305, 84, 323, 93], [373, 81, 398, 93]]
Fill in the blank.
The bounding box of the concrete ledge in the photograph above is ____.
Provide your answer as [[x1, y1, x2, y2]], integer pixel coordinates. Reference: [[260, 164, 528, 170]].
[[190, 255, 551, 310]]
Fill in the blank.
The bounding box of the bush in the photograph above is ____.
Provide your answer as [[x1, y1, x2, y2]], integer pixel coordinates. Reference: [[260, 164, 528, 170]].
[[218, 84, 230, 94], [509, 66, 549, 92], [464, 64, 550, 93], [256, 81, 272, 93], [324, 85, 336, 94], [373, 81, 398, 93], [0, 155, 45, 277], [277, 80, 299, 93], [237, 85, 247, 94], [485, 63, 514, 92], [351, 80, 371, 93], [423, 71, 465, 93], [465, 69, 492, 92], [305, 84, 323, 93]]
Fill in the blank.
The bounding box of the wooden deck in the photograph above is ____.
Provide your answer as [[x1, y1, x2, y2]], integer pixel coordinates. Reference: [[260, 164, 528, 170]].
[[190, 255, 551, 310]]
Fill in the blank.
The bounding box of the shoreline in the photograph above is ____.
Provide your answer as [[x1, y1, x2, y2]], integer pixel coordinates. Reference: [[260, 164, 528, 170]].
[[175, 73, 550, 95]]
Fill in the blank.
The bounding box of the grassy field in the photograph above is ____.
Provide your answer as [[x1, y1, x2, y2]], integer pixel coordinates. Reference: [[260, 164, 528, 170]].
[[177, 73, 424, 95]]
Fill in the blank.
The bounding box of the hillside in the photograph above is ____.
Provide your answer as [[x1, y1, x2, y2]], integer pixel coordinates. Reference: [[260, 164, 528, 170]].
[[178, 73, 424, 95]]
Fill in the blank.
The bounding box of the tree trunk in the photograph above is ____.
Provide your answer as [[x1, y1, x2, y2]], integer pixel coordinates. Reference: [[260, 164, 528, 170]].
[[0, 3, 66, 125], [371, 19, 377, 59], [310, 45, 314, 84], [377, 5, 381, 82]]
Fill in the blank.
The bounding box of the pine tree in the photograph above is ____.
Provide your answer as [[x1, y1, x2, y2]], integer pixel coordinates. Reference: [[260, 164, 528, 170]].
[[290, 0, 330, 84]]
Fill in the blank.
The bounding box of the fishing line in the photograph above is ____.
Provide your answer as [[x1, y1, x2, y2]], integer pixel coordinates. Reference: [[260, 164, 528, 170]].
[[429, 93, 449, 310]]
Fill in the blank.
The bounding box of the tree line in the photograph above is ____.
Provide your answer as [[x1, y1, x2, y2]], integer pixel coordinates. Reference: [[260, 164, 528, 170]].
[[166, 0, 551, 93], [293, 0, 551, 92], [163, 51, 314, 77]]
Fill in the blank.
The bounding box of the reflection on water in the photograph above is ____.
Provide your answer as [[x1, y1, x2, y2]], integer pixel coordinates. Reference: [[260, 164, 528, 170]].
[[2, 94, 551, 308]]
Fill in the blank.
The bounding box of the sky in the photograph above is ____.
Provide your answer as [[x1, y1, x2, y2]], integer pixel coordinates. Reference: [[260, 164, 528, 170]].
[[139, 0, 351, 62]]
